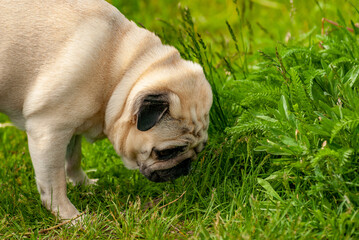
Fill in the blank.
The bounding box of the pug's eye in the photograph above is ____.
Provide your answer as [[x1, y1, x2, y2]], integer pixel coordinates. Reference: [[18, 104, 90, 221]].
[[155, 146, 186, 160]]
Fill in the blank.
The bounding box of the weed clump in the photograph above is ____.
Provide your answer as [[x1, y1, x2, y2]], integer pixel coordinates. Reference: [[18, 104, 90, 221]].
[[159, 6, 359, 238]]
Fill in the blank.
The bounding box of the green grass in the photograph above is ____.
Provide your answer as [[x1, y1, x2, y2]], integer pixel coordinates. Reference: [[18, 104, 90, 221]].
[[1, 0, 359, 239]]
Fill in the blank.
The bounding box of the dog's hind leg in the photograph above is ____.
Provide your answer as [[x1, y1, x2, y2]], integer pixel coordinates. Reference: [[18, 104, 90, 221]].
[[66, 135, 97, 186]]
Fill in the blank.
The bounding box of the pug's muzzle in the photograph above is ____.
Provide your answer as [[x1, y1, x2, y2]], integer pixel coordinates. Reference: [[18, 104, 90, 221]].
[[139, 146, 194, 182], [138, 141, 207, 182], [141, 158, 192, 182]]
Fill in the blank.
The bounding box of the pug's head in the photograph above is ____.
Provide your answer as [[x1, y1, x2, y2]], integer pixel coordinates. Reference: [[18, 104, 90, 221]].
[[107, 58, 212, 182]]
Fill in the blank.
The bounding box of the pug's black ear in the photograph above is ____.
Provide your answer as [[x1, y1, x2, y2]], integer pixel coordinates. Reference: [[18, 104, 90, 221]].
[[137, 94, 169, 131]]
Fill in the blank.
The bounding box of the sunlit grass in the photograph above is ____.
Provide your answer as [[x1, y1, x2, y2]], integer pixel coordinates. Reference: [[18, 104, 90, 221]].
[[1, 0, 359, 238]]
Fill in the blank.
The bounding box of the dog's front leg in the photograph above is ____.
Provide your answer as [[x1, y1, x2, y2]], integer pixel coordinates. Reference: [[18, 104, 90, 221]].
[[27, 127, 80, 220], [66, 135, 97, 186]]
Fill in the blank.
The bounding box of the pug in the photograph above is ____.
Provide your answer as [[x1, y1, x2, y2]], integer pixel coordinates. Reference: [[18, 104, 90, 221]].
[[0, 0, 212, 220]]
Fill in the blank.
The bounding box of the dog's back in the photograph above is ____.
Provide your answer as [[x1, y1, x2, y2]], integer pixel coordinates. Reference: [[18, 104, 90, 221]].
[[0, 0, 121, 127]]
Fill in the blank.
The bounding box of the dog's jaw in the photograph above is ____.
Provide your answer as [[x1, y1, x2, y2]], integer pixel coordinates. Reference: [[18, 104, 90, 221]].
[[141, 158, 192, 182]]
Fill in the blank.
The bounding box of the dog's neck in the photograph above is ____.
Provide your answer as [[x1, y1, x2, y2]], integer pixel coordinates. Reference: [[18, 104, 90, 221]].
[[103, 18, 180, 137]]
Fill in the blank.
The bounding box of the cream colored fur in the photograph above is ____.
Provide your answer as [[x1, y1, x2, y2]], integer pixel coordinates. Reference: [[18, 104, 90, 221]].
[[0, 0, 212, 220]]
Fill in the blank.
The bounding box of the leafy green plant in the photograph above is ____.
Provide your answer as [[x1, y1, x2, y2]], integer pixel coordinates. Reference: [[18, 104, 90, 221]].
[[226, 15, 359, 212]]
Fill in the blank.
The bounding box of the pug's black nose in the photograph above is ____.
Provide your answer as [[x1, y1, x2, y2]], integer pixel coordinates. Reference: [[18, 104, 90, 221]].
[[146, 158, 192, 182]]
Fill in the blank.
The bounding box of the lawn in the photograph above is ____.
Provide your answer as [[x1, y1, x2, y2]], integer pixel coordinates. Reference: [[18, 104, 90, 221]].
[[1, 0, 359, 239]]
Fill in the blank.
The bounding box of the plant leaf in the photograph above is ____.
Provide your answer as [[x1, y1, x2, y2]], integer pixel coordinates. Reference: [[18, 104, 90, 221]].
[[257, 178, 283, 201]]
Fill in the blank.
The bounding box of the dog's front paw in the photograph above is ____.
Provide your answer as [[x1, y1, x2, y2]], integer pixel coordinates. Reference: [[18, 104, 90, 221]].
[[65, 212, 87, 227]]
